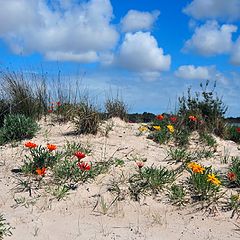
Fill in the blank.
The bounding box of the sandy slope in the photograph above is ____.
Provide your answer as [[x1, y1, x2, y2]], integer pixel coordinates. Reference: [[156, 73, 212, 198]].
[[0, 117, 240, 240]]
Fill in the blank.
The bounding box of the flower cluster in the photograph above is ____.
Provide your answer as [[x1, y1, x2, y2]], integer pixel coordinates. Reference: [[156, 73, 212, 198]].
[[74, 151, 91, 171], [189, 115, 197, 122], [25, 141, 38, 149], [48, 101, 61, 113]]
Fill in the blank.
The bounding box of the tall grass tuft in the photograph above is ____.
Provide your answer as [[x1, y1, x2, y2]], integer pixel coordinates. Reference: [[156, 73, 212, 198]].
[[105, 94, 128, 121], [0, 70, 47, 120], [73, 100, 101, 135]]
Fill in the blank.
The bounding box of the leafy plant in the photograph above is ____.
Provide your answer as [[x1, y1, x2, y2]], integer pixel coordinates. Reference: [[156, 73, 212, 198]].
[[187, 162, 221, 201], [167, 147, 189, 163], [199, 132, 217, 147], [129, 166, 176, 200], [226, 126, 240, 143], [0, 114, 38, 144], [22, 143, 60, 175], [0, 214, 12, 240], [168, 184, 186, 206]]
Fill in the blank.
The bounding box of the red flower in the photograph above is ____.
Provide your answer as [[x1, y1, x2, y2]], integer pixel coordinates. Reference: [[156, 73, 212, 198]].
[[74, 151, 86, 160], [56, 101, 61, 107], [170, 116, 177, 123], [36, 167, 46, 176], [47, 144, 57, 151], [77, 162, 91, 171], [156, 114, 164, 121], [227, 172, 237, 181], [25, 142, 38, 149], [236, 127, 240, 133], [48, 109, 53, 113], [136, 161, 144, 169], [189, 115, 197, 122]]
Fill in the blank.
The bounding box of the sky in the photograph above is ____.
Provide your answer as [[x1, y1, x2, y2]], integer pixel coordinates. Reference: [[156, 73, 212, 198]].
[[0, 0, 240, 116]]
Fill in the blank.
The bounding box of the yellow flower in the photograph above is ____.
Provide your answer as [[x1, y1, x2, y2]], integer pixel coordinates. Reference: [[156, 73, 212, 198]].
[[138, 126, 148, 132], [207, 173, 221, 186], [188, 162, 197, 169], [153, 125, 161, 131], [167, 125, 174, 133]]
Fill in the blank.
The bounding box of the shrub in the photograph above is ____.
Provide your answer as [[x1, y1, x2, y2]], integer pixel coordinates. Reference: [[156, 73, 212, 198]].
[[168, 184, 186, 205], [73, 101, 100, 135], [226, 126, 240, 143], [0, 114, 38, 144], [178, 81, 227, 136], [105, 96, 128, 121]]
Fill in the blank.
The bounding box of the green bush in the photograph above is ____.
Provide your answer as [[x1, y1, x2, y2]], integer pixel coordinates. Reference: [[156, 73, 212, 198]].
[[0, 99, 10, 128], [0, 114, 39, 144], [226, 126, 240, 143], [178, 81, 227, 136]]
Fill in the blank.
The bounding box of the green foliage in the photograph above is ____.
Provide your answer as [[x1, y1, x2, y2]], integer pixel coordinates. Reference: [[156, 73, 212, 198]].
[[0, 114, 38, 144], [105, 96, 128, 120], [22, 145, 60, 174], [227, 157, 240, 187], [129, 166, 176, 200], [178, 81, 227, 135], [0, 214, 12, 240], [226, 126, 240, 143], [167, 147, 189, 163], [73, 101, 101, 135], [199, 132, 217, 147], [228, 194, 240, 219], [128, 112, 156, 123], [188, 165, 221, 201], [168, 184, 186, 205]]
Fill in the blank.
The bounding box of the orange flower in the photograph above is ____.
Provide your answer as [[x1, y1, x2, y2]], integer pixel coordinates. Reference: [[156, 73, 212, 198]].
[[189, 115, 197, 122], [156, 114, 164, 120], [77, 162, 91, 171], [192, 164, 205, 174], [47, 144, 57, 151], [24, 141, 38, 149], [188, 162, 205, 174], [36, 167, 46, 176]]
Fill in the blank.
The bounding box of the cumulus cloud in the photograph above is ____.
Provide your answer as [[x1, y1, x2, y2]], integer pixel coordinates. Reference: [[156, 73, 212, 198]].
[[230, 37, 240, 65], [117, 32, 171, 77], [175, 65, 213, 80], [183, 0, 240, 21], [183, 21, 237, 56], [121, 10, 160, 32], [0, 0, 118, 63]]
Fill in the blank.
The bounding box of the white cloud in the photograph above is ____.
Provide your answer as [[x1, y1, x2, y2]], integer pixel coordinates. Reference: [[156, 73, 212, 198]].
[[121, 10, 160, 32], [117, 32, 171, 77], [175, 65, 213, 80], [45, 51, 98, 62], [0, 0, 119, 63], [230, 37, 240, 65], [183, 21, 237, 56], [183, 0, 240, 21]]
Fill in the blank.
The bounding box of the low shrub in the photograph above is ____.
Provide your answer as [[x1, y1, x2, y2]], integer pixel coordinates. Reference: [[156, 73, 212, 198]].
[[0, 213, 12, 240], [0, 114, 39, 144]]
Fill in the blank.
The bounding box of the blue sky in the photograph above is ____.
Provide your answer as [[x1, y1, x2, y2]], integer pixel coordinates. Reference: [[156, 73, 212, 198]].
[[0, 0, 240, 116]]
